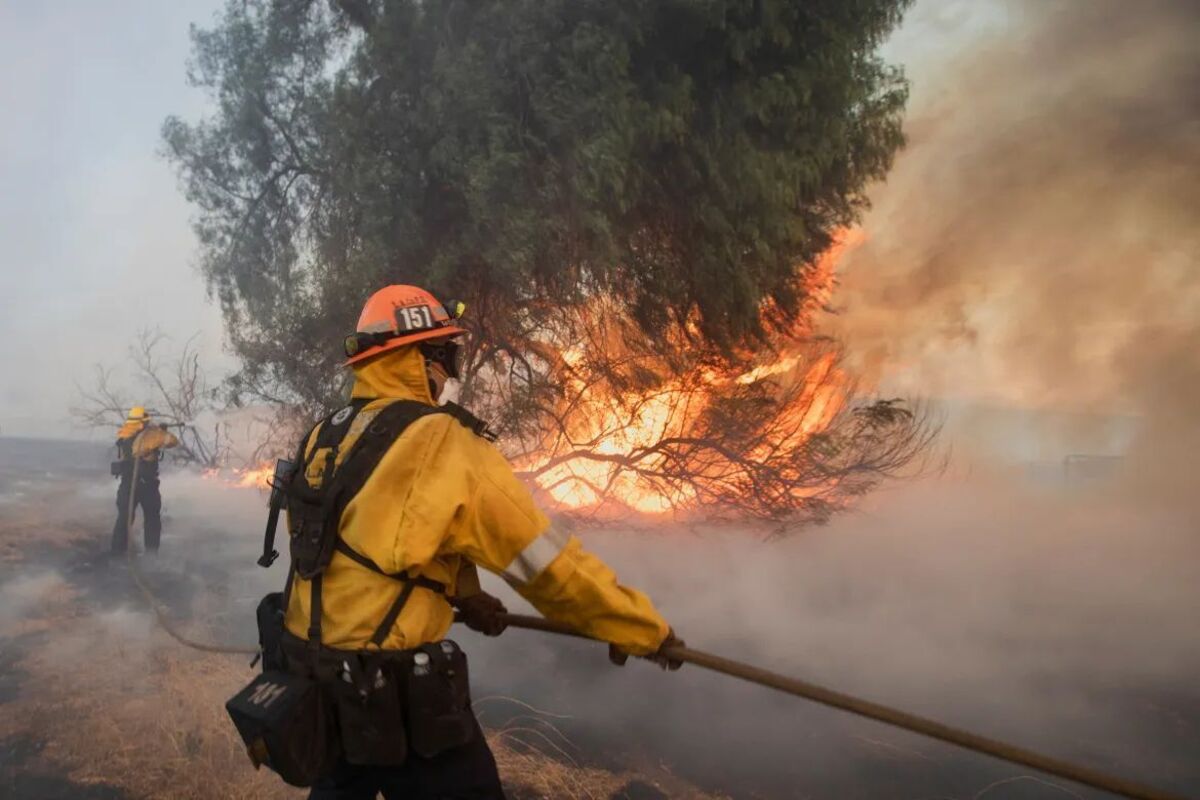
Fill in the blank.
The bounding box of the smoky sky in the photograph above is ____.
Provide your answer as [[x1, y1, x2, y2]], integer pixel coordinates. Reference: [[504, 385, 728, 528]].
[[837, 0, 1200, 422], [8, 0, 1195, 443], [0, 1, 227, 440]]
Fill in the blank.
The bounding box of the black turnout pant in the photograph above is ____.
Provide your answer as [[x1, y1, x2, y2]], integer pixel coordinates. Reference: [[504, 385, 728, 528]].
[[308, 721, 506, 800], [111, 463, 162, 554]]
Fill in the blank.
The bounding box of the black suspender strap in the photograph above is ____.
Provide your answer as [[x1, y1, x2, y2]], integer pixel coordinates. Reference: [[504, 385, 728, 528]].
[[441, 401, 498, 441], [333, 538, 390, 574], [281, 562, 297, 618], [304, 438, 343, 647], [336, 537, 447, 649], [370, 581, 418, 648], [306, 559, 444, 650], [332, 539, 448, 592], [279, 397, 494, 649], [308, 573, 324, 646]]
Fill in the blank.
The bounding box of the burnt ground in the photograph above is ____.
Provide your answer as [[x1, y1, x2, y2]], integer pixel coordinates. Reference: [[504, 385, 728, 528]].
[[1, 436, 1197, 799], [1, 732, 124, 800], [0, 446, 131, 799]]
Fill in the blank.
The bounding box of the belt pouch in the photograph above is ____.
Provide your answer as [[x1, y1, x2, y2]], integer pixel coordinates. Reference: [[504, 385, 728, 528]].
[[404, 640, 476, 758], [332, 654, 408, 766], [255, 592, 287, 672], [225, 670, 338, 787]]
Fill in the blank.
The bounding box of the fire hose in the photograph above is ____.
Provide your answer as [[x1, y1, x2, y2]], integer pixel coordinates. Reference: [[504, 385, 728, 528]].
[[124, 442, 260, 656], [118, 456, 1184, 799], [494, 613, 1186, 800]]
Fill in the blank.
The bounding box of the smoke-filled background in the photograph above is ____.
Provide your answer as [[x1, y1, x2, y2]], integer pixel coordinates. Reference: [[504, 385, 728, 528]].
[[840, 0, 1200, 465], [4, 415, 1198, 796], [2, 0, 1199, 798]]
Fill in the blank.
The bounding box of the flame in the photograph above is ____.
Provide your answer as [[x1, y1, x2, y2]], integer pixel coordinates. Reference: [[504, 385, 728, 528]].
[[530, 382, 706, 514], [519, 229, 864, 517], [236, 464, 276, 489], [201, 463, 274, 490]]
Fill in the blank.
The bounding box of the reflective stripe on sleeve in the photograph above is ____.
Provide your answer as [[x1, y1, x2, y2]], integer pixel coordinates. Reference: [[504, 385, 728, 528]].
[[502, 527, 568, 586]]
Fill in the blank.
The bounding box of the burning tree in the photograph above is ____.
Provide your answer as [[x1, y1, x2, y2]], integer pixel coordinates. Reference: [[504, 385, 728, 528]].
[[510, 335, 935, 525], [470, 233, 937, 524], [163, 0, 929, 526]]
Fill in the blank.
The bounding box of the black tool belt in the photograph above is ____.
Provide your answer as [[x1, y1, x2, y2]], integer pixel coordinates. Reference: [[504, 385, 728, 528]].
[[282, 632, 475, 763], [228, 565, 471, 786], [226, 626, 475, 786]]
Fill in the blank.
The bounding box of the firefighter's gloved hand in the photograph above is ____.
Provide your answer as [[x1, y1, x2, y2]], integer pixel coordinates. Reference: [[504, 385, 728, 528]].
[[609, 629, 685, 671], [608, 644, 629, 667], [647, 629, 685, 671], [454, 592, 508, 637]]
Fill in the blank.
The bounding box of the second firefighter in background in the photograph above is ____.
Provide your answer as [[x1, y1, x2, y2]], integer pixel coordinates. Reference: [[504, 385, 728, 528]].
[[111, 406, 178, 554]]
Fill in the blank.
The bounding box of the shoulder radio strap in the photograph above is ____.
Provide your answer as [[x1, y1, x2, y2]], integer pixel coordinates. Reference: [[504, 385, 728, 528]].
[[256, 416, 324, 569]]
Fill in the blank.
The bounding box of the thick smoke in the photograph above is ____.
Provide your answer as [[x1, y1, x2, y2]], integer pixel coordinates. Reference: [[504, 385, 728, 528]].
[[836, 0, 1200, 427], [7, 446, 1199, 797], [466, 474, 1200, 798]]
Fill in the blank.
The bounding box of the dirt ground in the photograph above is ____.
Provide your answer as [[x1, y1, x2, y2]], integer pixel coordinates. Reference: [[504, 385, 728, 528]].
[[0, 445, 722, 800]]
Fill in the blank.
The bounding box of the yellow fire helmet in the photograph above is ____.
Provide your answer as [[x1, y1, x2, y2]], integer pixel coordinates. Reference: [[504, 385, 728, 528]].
[[125, 406, 149, 423]]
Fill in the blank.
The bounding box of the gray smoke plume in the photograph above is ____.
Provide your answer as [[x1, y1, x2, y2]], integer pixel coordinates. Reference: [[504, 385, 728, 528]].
[[837, 0, 1200, 426]]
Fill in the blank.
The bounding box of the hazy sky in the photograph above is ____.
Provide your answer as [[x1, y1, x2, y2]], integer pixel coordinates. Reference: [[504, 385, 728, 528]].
[[2, 1, 1193, 443], [0, 1, 1002, 439], [0, 1, 227, 438]]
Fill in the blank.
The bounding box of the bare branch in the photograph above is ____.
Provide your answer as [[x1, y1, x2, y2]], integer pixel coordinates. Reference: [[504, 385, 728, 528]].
[[492, 299, 940, 532], [71, 328, 230, 469]]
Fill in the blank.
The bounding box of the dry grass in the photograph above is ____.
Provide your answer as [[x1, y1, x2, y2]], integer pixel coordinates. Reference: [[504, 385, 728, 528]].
[[10, 626, 722, 799], [13, 629, 303, 800], [0, 486, 726, 799], [480, 698, 726, 800], [493, 732, 634, 799], [0, 480, 99, 564]]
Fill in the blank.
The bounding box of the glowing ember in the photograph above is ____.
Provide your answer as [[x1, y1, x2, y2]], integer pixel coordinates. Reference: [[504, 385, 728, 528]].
[[530, 382, 705, 514]]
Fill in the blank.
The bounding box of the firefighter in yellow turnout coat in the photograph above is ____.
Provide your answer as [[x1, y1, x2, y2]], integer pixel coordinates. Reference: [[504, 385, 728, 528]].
[[111, 406, 178, 554], [278, 286, 680, 799]]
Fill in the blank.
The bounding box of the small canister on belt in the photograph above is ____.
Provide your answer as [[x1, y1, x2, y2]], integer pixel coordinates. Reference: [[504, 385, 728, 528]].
[[332, 654, 408, 766], [404, 640, 475, 758]]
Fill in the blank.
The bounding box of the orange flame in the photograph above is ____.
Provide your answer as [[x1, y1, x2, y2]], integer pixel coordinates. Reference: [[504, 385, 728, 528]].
[[201, 463, 275, 490], [520, 229, 864, 517]]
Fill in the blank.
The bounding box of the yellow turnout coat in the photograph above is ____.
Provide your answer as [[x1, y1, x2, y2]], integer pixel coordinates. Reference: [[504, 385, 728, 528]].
[[284, 345, 669, 655]]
